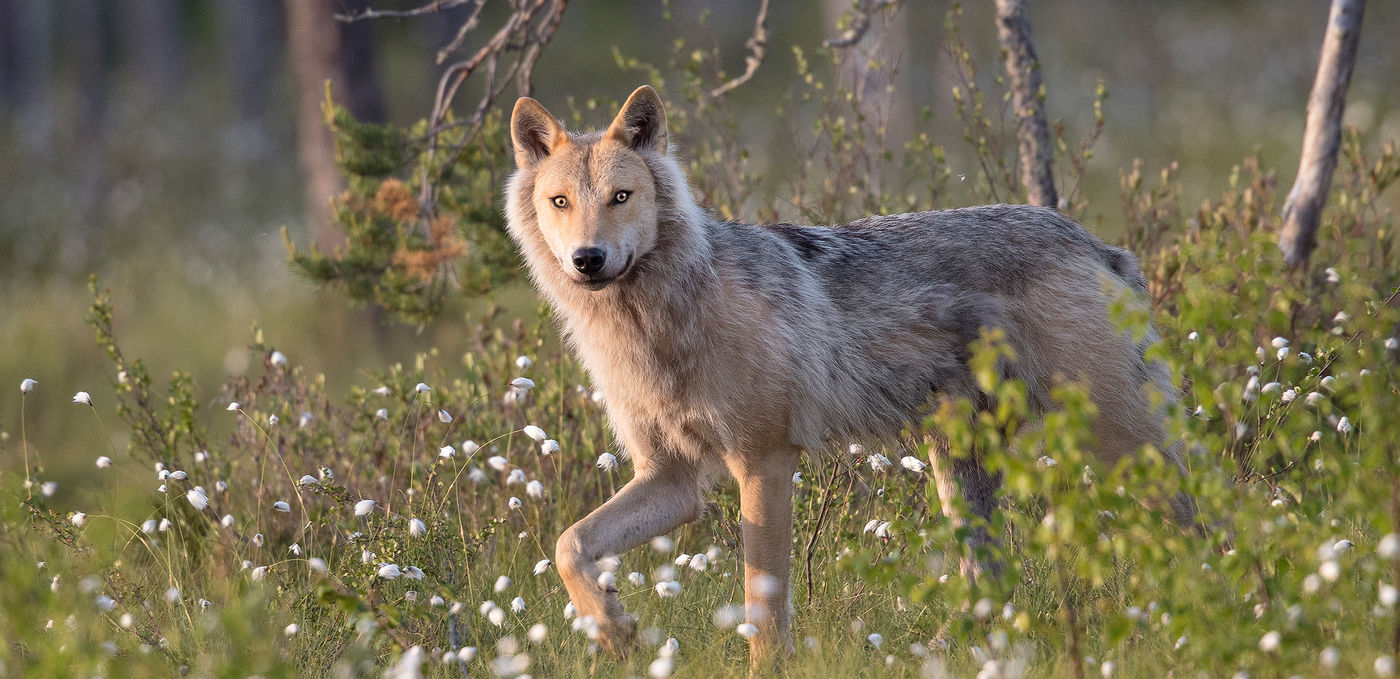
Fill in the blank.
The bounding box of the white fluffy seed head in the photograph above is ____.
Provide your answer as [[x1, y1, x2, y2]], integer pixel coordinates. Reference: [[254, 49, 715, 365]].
[[522, 425, 547, 442], [354, 499, 376, 517], [736, 623, 759, 639]]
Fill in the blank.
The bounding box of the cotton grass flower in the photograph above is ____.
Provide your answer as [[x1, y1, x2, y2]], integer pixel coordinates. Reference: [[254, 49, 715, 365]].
[[272, 501, 290, 513], [494, 575, 511, 593], [689, 553, 709, 571], [168, 470, 187, 480], [628, 571, 646, 586], [527, 622, 548, 643], [404, 566, 424, 580], [1258, 630, 1281, 652], [867, 633, 884, 648], [298, 475, 318, 486], [736, 623, 759, 639], [1378, 656, 1397, 677], [409, 518, 427, 537], [415, 382, 430, 393], [515, 355, 533, 370], [655, 581, 682, 597], [487, 456, 508, 472], [533, 558, 552, 575], [526, 480, 544, 499], [868, 453, 892, 473], [70, 512, 87, 526], [354, 499, 376, 517], [488, 607, 505, 627], [540, 439, 560, 455], [186, 487, 209, 510], [141, 519, 157, 534], [20, 378, 37, 393], [221, 514, 234, 527], [511, 596, 526, 613], [226, 402, 239, 411], [511, 377, 535, 390], [96, 456, 112, 469], [522, 425, 547, 442], [508, 496, 522, 510], [377, 564, 401, 579], [507, 469, 527, 485], [597, 453, 618, 471], [438, 445, 455, 459], [1380, 534, 1400, 559], [73, 391, 92, 405], [648, 657, 675, 678], [437, 409, 453, 423], [597, 571, 616, 589], [375, 408, 388, 420], [1337, 417, 1353, 435]]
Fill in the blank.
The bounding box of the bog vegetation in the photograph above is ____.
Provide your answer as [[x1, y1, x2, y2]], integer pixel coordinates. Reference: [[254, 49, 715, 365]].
[[4, 7, 1400, 679]]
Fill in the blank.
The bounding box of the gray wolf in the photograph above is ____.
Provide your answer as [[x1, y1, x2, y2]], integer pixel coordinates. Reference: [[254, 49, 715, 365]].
[[504, 86, 1195, 664]]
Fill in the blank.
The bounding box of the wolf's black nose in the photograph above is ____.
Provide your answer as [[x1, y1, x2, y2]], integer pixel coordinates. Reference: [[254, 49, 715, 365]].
[[572, 247, 607, 275]]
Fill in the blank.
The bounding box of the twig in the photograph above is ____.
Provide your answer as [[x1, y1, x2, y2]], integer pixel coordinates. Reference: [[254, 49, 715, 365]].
[[435, 0, 490, 65], [709, 0, 770, 99], [804, 459, 845, 603], [335, 0, 474, 22], [823, 0, 903, 48]]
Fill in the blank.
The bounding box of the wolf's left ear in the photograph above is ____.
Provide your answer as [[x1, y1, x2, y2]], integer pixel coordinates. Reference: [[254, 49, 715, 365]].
[[512, 97, 566, 169], [605, 85, 668, 155]]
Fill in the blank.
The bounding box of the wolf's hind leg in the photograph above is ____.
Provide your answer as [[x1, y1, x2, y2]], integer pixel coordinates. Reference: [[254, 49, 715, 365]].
[[555, 463, 704, 657], [928, 434, 1004, 580]]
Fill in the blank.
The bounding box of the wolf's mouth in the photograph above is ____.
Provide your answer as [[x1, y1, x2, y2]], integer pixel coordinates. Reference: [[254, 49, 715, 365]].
[[576, 253, 635, 291]]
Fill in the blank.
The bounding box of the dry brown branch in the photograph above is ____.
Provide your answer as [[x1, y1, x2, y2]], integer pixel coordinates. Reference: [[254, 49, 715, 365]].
[[335, 0, 475, 22], [823, 0, 903, 49], [1279, 0, 1366, 267], [709, 0, 771, 98], [993, 0, 1057, 208]]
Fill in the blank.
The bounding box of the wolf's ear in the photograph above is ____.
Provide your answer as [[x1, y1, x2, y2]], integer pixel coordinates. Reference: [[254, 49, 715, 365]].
[[511, 97, 565, 169], [605, 85, 668, 154]]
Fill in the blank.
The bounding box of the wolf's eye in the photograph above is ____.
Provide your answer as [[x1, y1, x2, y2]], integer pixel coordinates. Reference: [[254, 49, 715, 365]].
[[611, 190, 631, 205], [551, 196, 569, 209]]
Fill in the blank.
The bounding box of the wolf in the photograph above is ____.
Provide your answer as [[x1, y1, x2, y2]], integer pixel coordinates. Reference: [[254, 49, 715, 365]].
[[504, 85, 1195, 663]]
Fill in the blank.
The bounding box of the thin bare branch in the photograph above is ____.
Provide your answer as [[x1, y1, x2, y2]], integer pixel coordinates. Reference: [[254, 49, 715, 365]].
[[823, 0, 903, 49], [1280, 0, 1366, 267], [335, 0, 474, 22], [709, 0, 771, 99], [435, 0, 490, 65]]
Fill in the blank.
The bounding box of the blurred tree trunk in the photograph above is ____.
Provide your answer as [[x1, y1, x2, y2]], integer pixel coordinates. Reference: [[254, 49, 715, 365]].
[[221, 0, 281, 160], [126, 0, 185, 99], [993, 0, 1057, 209], [284, 0, 386, 252], [0, 0, 54, 152], [72, 1, 111, 243], [821, 0, 913, 195], [1279, 0, 1365, 268], [284, 0, 348, 252]]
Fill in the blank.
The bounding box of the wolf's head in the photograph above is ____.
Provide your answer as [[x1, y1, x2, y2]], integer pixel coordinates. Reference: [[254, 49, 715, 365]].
[[507, 86, 675, 291]]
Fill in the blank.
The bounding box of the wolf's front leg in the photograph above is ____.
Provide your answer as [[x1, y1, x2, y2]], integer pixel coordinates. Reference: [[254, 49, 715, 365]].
[[728, 450, 799, 666], [555, 465, 703, 657]]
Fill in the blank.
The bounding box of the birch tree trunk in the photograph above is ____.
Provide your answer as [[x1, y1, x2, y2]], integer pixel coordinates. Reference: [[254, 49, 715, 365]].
[[1279, 0, 1365, 268], [993, 0, 1057, 209]]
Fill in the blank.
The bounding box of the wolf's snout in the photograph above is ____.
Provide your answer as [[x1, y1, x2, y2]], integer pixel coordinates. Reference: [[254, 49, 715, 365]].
[[572, 247, 607, 276]]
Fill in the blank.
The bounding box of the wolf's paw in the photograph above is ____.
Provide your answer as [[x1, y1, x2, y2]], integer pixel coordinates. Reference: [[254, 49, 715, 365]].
[[596, 613, 638, 658]]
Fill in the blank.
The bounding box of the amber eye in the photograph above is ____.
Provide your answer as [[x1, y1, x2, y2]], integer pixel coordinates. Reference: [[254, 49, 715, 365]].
[[551, 196, 569, 209], [611, 190, 631, 205]]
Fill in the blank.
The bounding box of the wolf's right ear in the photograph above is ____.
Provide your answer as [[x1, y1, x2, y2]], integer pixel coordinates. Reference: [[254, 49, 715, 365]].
[[511, 97, 565, 169]]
